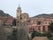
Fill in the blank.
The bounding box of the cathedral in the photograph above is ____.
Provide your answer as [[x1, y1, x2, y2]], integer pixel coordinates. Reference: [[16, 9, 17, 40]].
[[16, 6, 29, 23]]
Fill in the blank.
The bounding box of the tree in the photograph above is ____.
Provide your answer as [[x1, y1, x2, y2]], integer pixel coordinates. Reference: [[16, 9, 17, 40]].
[[48, 22, 53, 32], [31, 29, 36, 39], [11, 28, 17, 40], [12, 19, 16, 26]]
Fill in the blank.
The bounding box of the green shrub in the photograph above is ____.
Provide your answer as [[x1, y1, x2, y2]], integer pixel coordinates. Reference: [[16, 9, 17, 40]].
[[31, 31, 53, 39]]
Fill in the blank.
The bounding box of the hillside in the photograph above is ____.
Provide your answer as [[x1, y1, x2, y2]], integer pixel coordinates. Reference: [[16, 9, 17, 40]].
[[33, 14, 53, 18], [0, 10, 10, 17]]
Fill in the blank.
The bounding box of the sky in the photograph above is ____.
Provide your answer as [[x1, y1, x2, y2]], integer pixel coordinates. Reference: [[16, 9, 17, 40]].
[[0, 0, 53, 17]]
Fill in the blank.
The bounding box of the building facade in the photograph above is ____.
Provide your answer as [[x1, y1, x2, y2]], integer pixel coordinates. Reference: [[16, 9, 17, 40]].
[[28, 17, 53, 33]]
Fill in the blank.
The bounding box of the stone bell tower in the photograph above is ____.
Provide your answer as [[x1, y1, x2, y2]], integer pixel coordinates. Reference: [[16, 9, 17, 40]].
[[16, 5, 22, 20], [16, 5, 22, 26]]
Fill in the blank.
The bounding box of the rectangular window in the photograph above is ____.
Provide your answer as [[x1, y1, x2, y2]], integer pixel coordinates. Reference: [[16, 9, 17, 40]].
[[38, 26, 40, 32], [43, 26, 45, 32]]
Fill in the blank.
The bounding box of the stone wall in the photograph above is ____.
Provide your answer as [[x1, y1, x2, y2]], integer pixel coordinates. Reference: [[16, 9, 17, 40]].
[[0, 26, 7, 40], [32, 37, 48, 40]]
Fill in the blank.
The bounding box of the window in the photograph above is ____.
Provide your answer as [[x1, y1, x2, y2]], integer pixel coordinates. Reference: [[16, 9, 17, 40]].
[[20, 17, 22, 19], [37, 21, 41, 25], [43, 26, 45, 32], [38, 26, 41, 32]]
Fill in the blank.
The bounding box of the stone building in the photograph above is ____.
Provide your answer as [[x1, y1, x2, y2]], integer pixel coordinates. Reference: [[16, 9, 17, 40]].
[[16, 5, 29, 25], [0, 16, 14, 40], [28, 17, 53, 33], [0, 16, 13, 26]]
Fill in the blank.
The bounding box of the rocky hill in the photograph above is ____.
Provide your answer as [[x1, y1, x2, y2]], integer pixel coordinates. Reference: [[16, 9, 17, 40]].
[[0, 10, 10, 17], [33, 14, 53, 18]]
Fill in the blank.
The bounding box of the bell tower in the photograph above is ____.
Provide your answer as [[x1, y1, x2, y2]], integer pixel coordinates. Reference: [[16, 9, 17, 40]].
[[16, 5, 22, 19]]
